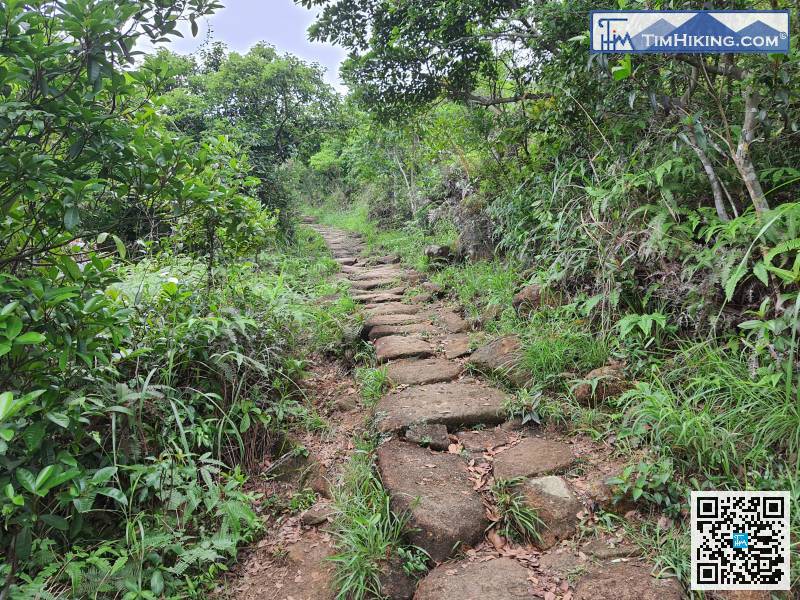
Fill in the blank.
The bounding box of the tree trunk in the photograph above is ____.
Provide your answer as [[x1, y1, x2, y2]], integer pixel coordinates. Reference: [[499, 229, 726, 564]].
[[733, 89, 770, 215]]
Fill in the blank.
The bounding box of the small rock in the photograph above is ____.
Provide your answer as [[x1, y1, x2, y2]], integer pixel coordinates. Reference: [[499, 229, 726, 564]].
[[424, 244, 453, 264], [476, 304, 502, 328], [572, 363, 627, 405], [300, 503, 334, 526], [512, 284, 544, 315], [422, 281, 444, 296], [492, 437, 575, 480], [405, 423, 451, 450], [573, 561, 683, 600], [520, 476, 582, 549], [333, 395, 359, 412], [374, 336, 434, 363], [409, 292, 434, 304], [467, 335, 529, 387], [377, 254, 401, 264], [414, 557, 534, 599]]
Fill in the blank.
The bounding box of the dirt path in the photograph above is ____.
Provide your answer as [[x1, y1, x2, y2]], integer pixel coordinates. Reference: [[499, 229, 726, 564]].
[[226, 220, 686, 599]]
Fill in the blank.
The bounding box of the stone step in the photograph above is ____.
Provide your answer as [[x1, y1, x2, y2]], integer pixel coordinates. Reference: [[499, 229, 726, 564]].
[[348, 278, 401, 291], [431, 308, 470, 333], [492, 436, 575, 480], [351, 291, 406, 304], [374, 335, 434, 362], [368, 323, 437, 341], [364, 302, 421, 317], [385, 358, 462, 386], [414, 557, 534, 599], [573, 561, 683, 600], [376, 440, 487, 562], [519, 475, 581, 549], [440, 333, 472, 359], [375, 381, 506, 433], [364, 312, 428, 332]]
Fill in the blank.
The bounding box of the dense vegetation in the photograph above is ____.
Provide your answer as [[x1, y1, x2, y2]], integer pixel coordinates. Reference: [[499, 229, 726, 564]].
[[2, 0, 800, 597]]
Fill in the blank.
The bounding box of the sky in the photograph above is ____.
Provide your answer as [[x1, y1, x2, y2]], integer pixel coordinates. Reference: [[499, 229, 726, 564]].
[[160, 0, 348, 91]]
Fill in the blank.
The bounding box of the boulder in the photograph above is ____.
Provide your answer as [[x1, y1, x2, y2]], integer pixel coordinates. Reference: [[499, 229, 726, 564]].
[[572, 363, 627, 405], [424, 244, 453, 264], [573, 561, 683, 600], [520, 476, 581, 549], [467, 335, 529, 387], [414, 557, 533, 599], [492, 437, 575, 480], [377, 440, 487, 562]]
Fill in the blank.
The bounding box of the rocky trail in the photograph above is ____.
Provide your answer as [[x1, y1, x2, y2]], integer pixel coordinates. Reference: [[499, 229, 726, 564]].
[[227, 220, 686, 600]]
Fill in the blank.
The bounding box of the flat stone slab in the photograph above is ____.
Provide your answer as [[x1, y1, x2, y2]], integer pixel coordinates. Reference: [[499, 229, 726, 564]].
[[349, 278, 401, 291], [368, 323, 437, 341], [492, 437, 575, 480], [352, 292, 405, 304], [364, 302, 421, 316], [573, 561, 683, 600], [364, 312, 428, 331], [344, 267, 404, 280], [374, 336, 434, 363], [375, 381, 506, 432], [414, 557, 534, 600], [520, 476, 581, 549], [433, 308, 470, 333], [335, 257, 357, 266], [442, 334, 472, 359], [467, 335, 529, 387], [386, 358, 462, 386], [376, 440, 487, 562]]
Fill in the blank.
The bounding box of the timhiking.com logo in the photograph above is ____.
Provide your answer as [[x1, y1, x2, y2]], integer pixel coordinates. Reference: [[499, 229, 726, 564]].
[[591, 11, 790, 54]]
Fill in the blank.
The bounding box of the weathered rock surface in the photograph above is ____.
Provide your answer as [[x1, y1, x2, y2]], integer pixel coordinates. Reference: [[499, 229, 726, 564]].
[[441, 333, 472, 359], [582, 536, 641, 559], [376, 382, 506, 433], [467, 335, 529, 387], [455, 427, 512, 453], [378, 556, 417, 600], [369, 323, 437, 341], [386, 358, 461, 386], [421, 281, 444, 296], [300, 502, 334, 526], [424, 244, 453, 263], [405, 423, 450, 450], [519, 476, 581, 549], [414, 557, 533, 600], [349, 278, 402, 291], [364, 302, 421, 316], [573, 561, 683, 600], [492, 437, 575, 480], [335, 257, 357, 266], [572, 363, 627, 405], [352, 291, 405, 304], [376, 440, 487, 562], [434, 308, 469, 333], [374, 336, 434, 363], [376, 254, 400, 264], [364, 312, 427, 331]]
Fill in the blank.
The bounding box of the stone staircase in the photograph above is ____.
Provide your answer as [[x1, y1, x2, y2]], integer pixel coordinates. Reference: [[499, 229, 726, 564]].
[[307, 221, 686, 600]]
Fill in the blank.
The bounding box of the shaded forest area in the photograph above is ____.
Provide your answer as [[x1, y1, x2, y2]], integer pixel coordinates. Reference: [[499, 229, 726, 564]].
[[1, 0, 799, 598]]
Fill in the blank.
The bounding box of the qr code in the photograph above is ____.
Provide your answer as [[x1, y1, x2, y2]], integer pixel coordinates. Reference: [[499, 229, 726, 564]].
[[691, 491, 790, 590]]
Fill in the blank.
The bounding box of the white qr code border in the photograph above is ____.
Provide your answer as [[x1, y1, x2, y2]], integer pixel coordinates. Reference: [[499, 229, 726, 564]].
[[691, 490, 790, 591]]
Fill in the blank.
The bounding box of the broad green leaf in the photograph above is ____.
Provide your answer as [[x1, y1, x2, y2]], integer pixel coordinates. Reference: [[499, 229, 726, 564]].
[[91, 466, 117, 485], [16, 468, 36, 494], [14, 331, 45, 345], [99, 487, 128, 506]]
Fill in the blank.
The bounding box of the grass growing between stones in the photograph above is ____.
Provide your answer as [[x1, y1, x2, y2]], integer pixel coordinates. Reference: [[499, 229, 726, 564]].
[[355, 366, 390, 406], [329, 434, 428, 600], [490, 478, 544, 545]]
